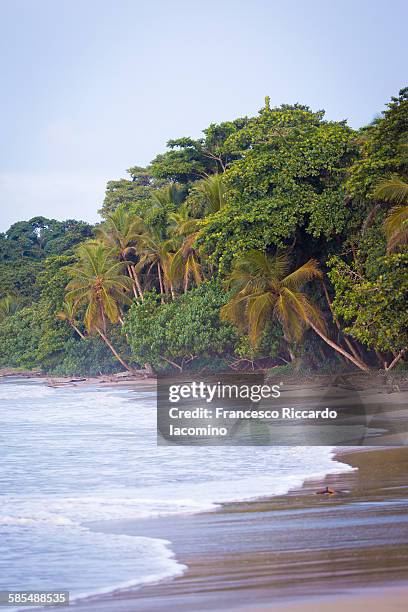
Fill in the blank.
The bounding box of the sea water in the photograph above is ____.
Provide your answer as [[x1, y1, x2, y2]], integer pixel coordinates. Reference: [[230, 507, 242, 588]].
[[0, 378, 353, 603]]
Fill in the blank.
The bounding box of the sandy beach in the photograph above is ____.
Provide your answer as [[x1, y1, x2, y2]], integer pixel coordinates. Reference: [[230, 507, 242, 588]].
[[56, 446, 407, 611], [4, 373, 407, 611]]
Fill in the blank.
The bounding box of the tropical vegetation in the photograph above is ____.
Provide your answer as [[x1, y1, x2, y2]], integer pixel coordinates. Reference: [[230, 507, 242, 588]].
[[0, 89, 407, 375]]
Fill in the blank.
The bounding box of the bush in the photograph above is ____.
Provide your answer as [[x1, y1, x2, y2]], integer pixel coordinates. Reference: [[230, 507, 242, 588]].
[[51, 338, 120, 376], [123, 282, 238, 371]]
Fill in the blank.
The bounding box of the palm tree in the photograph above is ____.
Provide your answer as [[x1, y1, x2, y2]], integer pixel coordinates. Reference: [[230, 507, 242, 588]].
[[0, 295, 20, 323], [151, 183, 185, 209], [191, 174, 227, 214], [96, 208, 145, 300], [178, 233, 203, 293], [169, 204, 203, 293], [221, 250, 369, 372], [65, 241, 133, 371], [56, 301, 86, 339], [374, 176, 408, 251], [135, 230, 176, 300], [168, 203, 198, 237]]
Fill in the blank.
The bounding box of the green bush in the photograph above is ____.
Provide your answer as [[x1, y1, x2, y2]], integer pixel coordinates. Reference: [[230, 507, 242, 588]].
[[123, 282, 238, 371], [51, 338, 120, 376]]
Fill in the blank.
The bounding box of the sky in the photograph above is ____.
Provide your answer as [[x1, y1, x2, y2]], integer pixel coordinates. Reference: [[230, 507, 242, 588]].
[[0, 0, 407, 231]]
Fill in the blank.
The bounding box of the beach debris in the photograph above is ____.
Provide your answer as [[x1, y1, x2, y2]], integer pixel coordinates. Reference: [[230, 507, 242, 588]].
[[316, 486, 336, 495]]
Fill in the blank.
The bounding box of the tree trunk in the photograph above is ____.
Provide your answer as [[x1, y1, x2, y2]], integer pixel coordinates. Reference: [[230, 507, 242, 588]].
[[375, 350, 387, 369], [129, 265, 144, 302], [71, 323, 85, 340], [126, 264, 139, 300], [133, 268, 144, 302], [96, 327, 133, 372], [322, 281, 363, 363], [307, 319, 370, 373], [385, 350, 406, 372], [157, 263, 165, 303]]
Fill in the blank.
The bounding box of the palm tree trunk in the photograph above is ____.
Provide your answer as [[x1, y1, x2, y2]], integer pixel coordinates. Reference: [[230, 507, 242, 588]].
[[322, 281, 362, 363], [307, 319, 370, 373], [126, 264, 139, 300], [127, 265, 144, 302], [71, 323, 85, 340], [96, 327, 133, 372], [131, 266, 144, 302], [157, 263, 165, 303]]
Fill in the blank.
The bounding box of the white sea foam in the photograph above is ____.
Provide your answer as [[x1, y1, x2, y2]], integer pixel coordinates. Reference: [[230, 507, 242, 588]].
[[0, 379, 353, 601]]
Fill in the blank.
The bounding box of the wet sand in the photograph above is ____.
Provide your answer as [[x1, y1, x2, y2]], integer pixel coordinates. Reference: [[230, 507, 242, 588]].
[[253, 585, 408, 611], [65, 447, 408, 611]]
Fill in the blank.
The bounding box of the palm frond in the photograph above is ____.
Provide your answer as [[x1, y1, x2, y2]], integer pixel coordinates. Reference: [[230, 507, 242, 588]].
[[192, 174, 227, 214], [220, 294, 250, 330], [282, 259, 322, 290], [374, 176, 408, 205], [223, 249, 323, 346], [384, 205, 408, 251], [246, 293, 274, 347], [273, 292, 305, 342]]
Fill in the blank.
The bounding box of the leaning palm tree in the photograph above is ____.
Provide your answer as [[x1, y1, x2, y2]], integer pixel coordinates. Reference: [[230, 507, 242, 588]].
[[374, 176, 408, 251], [56, 301, 86, 339], [65, 241, 133, 371], [96, 208, 145, 300], [191, 174, 227, 214], [221, 250, 369, 372]]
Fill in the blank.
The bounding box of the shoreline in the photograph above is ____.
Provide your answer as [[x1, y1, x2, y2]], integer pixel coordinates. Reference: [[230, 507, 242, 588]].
[[5, 376, 407, 610], [0, 369, 157, 389], [62, 446, 408, 611]]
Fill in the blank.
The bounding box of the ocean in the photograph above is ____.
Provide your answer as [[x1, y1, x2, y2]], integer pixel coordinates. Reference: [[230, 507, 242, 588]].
[[0, 378, 353, 605]]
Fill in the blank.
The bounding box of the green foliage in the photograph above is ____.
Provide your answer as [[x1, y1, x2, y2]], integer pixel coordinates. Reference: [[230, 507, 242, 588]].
[[123, 283, 237, 371], [0, 295, 21, 322], [0, 260, 43, 300], [328, 252, 408, 354], [51, 338, 121, 376], [198, 104, 358, 271], [346, 88, 408, 202], [1, 90, 407, 375], [0, 217, 93, 261], [221, 250, 323, 345], [234, 321, 283, 361], [0, 218, 93, 300], [0, 302, 70, 371], [149, 118, 248, 183], [99, 166, 166, 217], [0, 254, 77, 370]]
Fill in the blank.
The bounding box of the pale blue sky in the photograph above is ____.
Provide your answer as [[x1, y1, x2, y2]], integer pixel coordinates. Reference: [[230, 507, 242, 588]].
[[0, 0, 407, 230]]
